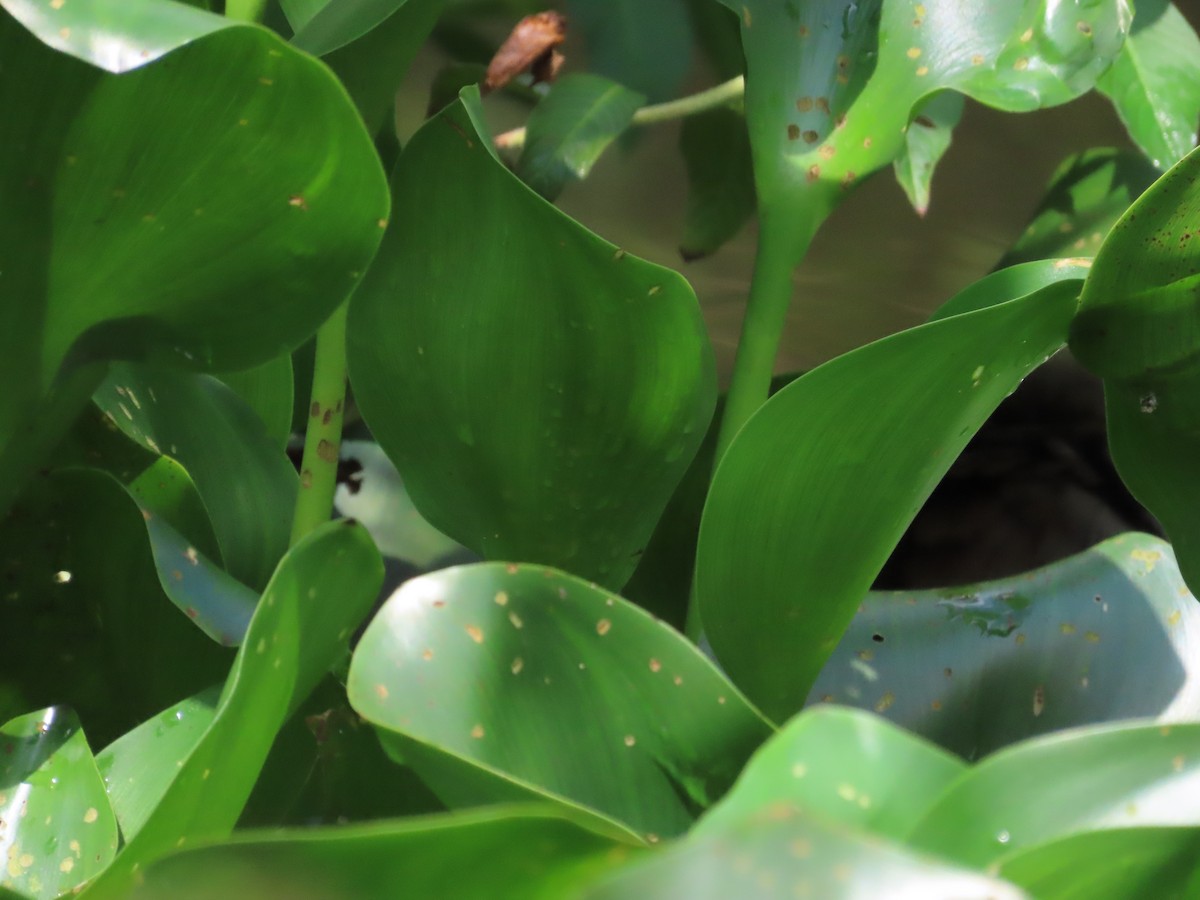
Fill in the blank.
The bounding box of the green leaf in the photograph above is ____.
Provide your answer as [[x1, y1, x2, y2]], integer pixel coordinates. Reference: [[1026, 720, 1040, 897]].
[[0, 7, 388, 517], [279, 0, 328, 32], [517, 74, 645, 201], [696, 274, 1082, 720], [1069, 145, 1200, 592], [347, 91, 715, 590], [678, 107, 756, 262], [726, 0, 1130, 245], [907, 720, 1200, 870], [131, 807, 638, 900], [892, 91, 963, 216], [218, 355, 295, 449], [94, 366, 297, 590], [1096, 0, 1200, 170], [80, 521, 383, 899], [998, 148, 1160, 267], [564, 0, 693, 102], [996, 827, 1200, 900], [96, 689, 220, 844], [0, 708, 118, 899], [585, 807, 1027, 900], [0, 469, 232, 746], [347, 562, 772, 841], [698, 706, 965, 841], [809, 534, 1200, 759]]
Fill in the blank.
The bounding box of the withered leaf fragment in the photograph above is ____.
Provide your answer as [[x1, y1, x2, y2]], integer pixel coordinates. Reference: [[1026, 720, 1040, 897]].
[[484, 11, 567, 94]]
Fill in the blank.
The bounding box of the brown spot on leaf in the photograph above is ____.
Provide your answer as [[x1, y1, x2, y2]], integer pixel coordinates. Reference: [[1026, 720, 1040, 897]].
[[787, 124, 801, 141]]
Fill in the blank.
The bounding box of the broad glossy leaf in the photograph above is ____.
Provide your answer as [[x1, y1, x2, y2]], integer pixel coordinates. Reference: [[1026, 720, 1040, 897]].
[[219, 355, 295, 449], [892, 91, 963, 216], [96, 689, 219, 844], [564, 0, 693, 102], [0, 708, 118, 898], [348, 562, 772, 841], [517, 74, 644, 201], [95, 365, 297, 590], [584, 806, 1026, 900], [0, 469, 232, 746], [907, 720, 1200, 868], [80, 521, 383, 898], [999, 148, 1159, 267], [0, 7, 387, 517], [810, 534, 1200, 759], [697, 277, 1081, 720], [132, 807, 638, 900], [697, 706, 964, 841], [678, 107, 756, 262], [930, 259, 1092, 321], [1070, 145, 1200, 591], [997, 827, 1200, 900], [348, 92, 715, 590], [726, 0, 1129, 245], [1096, 0, 1200, 170], [279, 0, 327, 32]]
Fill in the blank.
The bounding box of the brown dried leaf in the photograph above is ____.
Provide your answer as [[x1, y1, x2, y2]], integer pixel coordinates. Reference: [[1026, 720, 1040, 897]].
[[484, 11, 567, 93]]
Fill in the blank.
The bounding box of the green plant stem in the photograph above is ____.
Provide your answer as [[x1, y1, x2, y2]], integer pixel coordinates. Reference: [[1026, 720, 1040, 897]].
[[290, 303, 349, 547], [712, 214, 817, 465], [494, 75, 745, 152], [224, 0, 269, 23]]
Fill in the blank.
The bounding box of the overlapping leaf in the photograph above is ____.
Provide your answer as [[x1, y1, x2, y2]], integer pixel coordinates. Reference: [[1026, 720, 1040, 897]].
[[348, 91, 715, 590], [348, 562, 771, 841]]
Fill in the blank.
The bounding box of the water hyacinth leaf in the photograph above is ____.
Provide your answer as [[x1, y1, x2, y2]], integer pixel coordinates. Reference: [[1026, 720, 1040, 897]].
[[679, 107, 756, 262], [929, 259, 1090, 321], [907, 720, 1200, 869], [81, 521, 383, 899], [1069, 145, 1200, 591], [95, 365, 297, 590], [564, 0, 693, 102], [996, 827, 1200, 900], [1096, 0, 1200, 170], [892, 91, 963, 216], [279, 0, 329, 32], [218, 354, 295, 449], [130, 807, 638, 900], [696, 706, 965, 841], [0, 469, 232, 747], [998, 148, 1160, 267], [348, 91, 715, 590], [696, 278, 1080, 720], [809, 534, 1200, 760], [517, 74, 644, 201], [348, 562, 772, 841], [583, 805, 1027, 900], [96, 689, 220, 844], [724, 0, 1129, 242], [0, 708, 118, 899], [0, 8, 387, 518]]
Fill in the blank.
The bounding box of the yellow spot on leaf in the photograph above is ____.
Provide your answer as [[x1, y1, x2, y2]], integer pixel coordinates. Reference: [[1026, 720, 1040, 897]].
[[471, 724, 485, 739], [511, 657, 524, 674], [374, 683, 388, 700], [907, 47, 922, 59], [596, 618, 611, 636], [466, 625, 484, 643]]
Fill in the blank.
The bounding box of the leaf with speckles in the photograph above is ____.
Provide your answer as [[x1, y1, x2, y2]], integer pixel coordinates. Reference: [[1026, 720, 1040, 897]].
[[696, 274, 1083, 721], [697, 706, 965, 841], [79, 521, 382, 899], [809, 534, 1200, 760], [0, 469, 232, 748], [0, 7, 387, 520], [998, 148, 1160, 268], [725, 0, 1130, 255], [0, 707, 119, 899], [1069, 145, 1200, 594], [583, 801, 1027, 900], [347, 91, 715, 591], [94, 365, 297, 590], [1096, 0, 1200, 171], [130, 806, 639, 900], [996, 826, 1200, 899], [892, 91, 962, 216], [517, 74, 645, 201], [906, 720, 1200, 871], [347, 562, 772, 841]]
